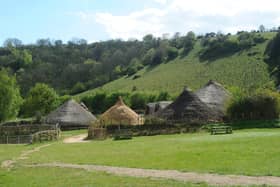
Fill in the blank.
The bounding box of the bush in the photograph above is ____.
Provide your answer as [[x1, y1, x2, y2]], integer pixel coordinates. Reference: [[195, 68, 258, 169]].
[[81, 92, 107, 114], [130, 93, 147, 110], [227, 89, 280, 120], [166, 46, 178, 60], [80, 91, 172, 114], [157, 91, 171, 101], [70, 82, 86, 94], [58, 95, 72, 105]]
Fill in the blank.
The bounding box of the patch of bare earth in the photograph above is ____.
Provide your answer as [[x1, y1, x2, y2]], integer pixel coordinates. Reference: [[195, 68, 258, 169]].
[[26, 163, 280, 186], [63, 134, 89, 143]]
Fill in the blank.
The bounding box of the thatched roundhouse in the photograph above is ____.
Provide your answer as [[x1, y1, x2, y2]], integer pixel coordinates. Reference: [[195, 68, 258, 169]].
[[196, 80, 231, 117], [157, 87, 221, 123], [45, 99, 97, 130], [145, 101, 172, 115], [100, 96, 143, 126]]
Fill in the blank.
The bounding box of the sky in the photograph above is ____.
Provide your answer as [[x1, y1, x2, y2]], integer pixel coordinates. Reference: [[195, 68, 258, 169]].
[[0, 0, 280, 44]]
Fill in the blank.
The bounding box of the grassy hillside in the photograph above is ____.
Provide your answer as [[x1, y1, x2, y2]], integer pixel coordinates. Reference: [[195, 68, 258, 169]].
[[77, 32, 275, 97]]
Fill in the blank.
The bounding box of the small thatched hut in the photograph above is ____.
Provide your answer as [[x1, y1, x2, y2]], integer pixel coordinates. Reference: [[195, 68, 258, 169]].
[[100, 96, 143, 126], [145, 101, 172, 115], [157, 87, 220, 123], [196, 80, 231, 117], [45, 99, 97, 130]]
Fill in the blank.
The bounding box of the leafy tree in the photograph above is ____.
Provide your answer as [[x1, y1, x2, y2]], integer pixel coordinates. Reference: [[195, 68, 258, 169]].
[[259, 25, 266, 32], [265, 31, 280, 83], [3, 38, 22, 48], [152, 48, 164, 65], [181, 31, 196, 55], [21, 83, 59, 117], [130, 93, 147, 110], [113, 65, 123, 77], [166, 46, 178, 60], [36, 38, 52, 47], [142, 48, 156, 65], [126, 58, 144, 76], [143, 34, 155, 50], [157, 91, 171, 101], [70, 82, 86, 94], [0, 69, 22, 121], [266, 31, 280, 63]]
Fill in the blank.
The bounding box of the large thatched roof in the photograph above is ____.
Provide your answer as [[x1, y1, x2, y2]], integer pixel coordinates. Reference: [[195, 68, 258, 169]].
[[100, 96, 143, 126], [145, 101, 172, 115], [196, 80, 231, 116], [45, 99, 97, 128], [157, 87, 220, 123]]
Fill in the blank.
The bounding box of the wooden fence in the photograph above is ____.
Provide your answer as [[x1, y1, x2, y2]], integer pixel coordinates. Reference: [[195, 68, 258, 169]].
[[0, 124, 60, 144], [0, 124, 58, 136], [0, 130, 60, 144], [0, 135, 32, 144]]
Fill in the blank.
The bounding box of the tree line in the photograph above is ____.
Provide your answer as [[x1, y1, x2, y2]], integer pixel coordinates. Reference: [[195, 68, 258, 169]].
[[0, 32, 197, 96]]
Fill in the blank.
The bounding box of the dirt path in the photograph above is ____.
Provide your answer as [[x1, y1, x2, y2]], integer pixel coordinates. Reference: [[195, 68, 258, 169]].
[[63, 134, 89, 143], [25, 162, 280, 186], [1, 144, 51, 169]]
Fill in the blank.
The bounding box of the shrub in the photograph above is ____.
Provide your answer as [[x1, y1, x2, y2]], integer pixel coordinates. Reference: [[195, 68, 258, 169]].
[[157, 91, 171, 101], [130, 93, 147, 110], [80, 91, 172, 114], [81, 92, 107, 114], [58, 95, 72, 105], [227, 89, 280, 120], [166, 46, 178, 60], [70, 82, 86, 94]]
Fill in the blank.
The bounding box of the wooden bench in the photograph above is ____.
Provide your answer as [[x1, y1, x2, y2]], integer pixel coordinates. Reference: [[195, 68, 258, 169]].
[[210, 126, 232, 135], [113, 130, 133, 140]]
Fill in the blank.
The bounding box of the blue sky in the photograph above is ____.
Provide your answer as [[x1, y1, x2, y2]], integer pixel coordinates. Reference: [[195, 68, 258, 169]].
[[0, 0, 280, 44]]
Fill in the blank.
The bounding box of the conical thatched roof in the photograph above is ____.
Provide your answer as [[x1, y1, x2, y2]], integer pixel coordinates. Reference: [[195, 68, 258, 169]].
[[100, 96, 142, 126], [196, 80, 231, 116], [45, 99, 97, 128], [157, 87, 220, 123]]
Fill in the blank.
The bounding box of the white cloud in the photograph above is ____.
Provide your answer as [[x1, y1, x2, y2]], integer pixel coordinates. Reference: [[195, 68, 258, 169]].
[[153, 0, 168, 5], [77, 0, 280, 40]]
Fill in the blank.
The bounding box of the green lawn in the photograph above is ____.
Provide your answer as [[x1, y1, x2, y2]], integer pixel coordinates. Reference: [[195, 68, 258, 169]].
[[0, 167, 206, 187], [2, 128, 280, 186], [0, 144, 36, 163], [24, 128, 280, 177]]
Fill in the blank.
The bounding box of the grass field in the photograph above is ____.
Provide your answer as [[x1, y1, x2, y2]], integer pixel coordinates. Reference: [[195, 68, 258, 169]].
[[0, 167, 206, 187], [1, 128, 280, 186], [22, 128, 280, 177], [77, 33, 275, 97]]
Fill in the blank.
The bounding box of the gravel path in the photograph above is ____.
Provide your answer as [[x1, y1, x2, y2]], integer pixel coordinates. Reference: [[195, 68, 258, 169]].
[[63, 134, 89, 143], [25, 162, 280, 186]]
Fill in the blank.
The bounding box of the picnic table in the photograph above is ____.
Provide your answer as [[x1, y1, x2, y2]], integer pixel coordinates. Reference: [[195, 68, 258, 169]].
[[113, 129, 133, 140], [210, 126, 232, 135]]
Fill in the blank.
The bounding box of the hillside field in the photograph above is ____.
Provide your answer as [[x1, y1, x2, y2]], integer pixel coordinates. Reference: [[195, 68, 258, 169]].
[[78, 32, 275, 97]]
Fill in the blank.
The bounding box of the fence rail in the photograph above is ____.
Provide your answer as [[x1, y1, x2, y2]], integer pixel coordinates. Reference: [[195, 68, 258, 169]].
[[0, 124, 60, 144], [0, 135, 32, 144]]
